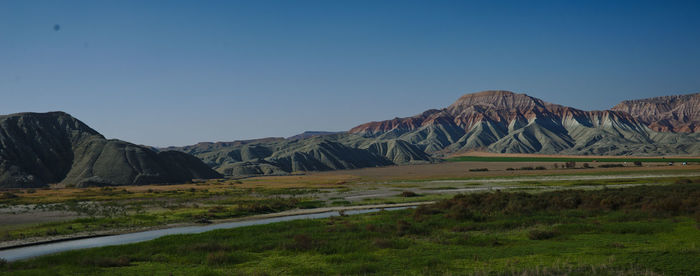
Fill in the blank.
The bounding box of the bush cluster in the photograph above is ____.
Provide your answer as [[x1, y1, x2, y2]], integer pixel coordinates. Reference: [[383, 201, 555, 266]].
[[80, 256, 131, 267], [0, 192, 18, 200], [416, 182, 700, 219], [505, 167, 546, 171], [527, 229, 559, 240], [599, 164, 625, 168]]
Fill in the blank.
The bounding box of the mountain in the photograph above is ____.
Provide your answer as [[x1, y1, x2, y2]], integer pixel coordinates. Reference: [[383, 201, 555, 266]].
[[612, 93, 700, 133], [0, 112, 221, 188], [350, 90, 700, 156], [167, 134, 433, 177]]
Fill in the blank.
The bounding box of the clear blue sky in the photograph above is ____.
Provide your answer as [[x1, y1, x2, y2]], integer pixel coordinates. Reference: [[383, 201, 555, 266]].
[[2, 0, 699, 146]]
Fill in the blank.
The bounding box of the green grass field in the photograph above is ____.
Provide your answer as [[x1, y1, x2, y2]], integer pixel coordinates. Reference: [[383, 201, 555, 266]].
[[3, 183, 699, 275], [447, 156, 700, 163], [0, 187, 324, 243]]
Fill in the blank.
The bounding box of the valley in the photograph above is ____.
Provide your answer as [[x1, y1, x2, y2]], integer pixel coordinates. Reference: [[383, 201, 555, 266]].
[[1, 159, 697, 251]]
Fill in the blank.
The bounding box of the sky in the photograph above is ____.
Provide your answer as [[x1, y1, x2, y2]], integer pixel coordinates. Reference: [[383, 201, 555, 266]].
[[1, 0, 699, 147]]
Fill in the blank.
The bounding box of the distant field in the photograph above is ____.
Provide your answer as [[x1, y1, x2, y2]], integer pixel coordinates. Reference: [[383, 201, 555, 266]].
[[310, 159, 700, 183], [447, 155, 700, 163]]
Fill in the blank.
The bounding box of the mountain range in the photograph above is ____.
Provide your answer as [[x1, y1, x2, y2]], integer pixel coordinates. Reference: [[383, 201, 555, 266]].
[[349, 91, 700, 156], [2, 91, 698, 186], [169, 90, 699, 177]]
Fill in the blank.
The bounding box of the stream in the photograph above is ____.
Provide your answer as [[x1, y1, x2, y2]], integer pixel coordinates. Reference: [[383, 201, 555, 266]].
[[0, 207, 407, 262]]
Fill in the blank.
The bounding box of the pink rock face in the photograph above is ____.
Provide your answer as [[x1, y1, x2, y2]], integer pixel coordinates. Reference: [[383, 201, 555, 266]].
[[348, 109, 445, 135], [611, 93, 700, 133], [349, 90, 647, 135]]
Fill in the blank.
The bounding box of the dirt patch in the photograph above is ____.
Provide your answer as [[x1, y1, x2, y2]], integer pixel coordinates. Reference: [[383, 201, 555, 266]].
[[0, 210, 80, 228]]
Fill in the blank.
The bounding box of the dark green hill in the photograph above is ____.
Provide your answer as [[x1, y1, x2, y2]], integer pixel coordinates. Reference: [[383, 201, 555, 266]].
[[0, 112, 221, 188]]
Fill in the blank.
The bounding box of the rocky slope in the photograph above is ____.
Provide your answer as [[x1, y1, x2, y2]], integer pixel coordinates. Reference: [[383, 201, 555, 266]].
[[166, 134, 433, 177], [612, 93, 699, 132], [0, 112, 221, 188], [350, 90, 700, 156]]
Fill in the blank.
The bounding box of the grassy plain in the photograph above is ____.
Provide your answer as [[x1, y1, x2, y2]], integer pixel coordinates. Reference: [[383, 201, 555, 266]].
[[1, 160, 699, 246], [2, 182, 699, 275]]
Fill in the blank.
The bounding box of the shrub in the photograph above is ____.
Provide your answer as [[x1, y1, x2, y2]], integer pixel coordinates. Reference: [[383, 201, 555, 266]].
[[583, 163, 591, 168], [187, 242, 231, 252], [527, 229, 559, 240], [564, 161, 576, 168], [290, 234, 314, 250], [451, 225, 481, 232], [599, 164, 624, 168], [208, 206, 226, 213], [206, 251, 244, 265], [674, 178, 698, 185], [446, 208, 475, 220], [535, 166, 546, 170], [0, 192, 18, 199], [83, 256, 131, 267], [414, 205, 443, 217], [609, 242, 626, 248], [372, 238, 395, 249], [396, 220, 413, 236], [400, 191, 419, 197], [519, 167, 534, 170], [634, 161, 643, 166], [469, 168, 489, 172], [506, 168, 515, 171], [331, 200, 351, 206]]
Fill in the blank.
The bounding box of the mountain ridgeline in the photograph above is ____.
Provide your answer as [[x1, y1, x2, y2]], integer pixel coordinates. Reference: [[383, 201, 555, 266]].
[[350, 91, 700, 156], [169, 90, 699, 178], [611, 93, 699, 133], [0, 112, 221, 188], [164, 135, 433, 177]]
